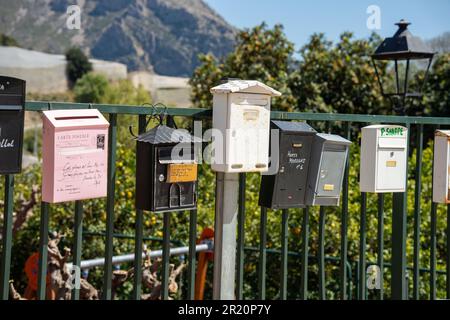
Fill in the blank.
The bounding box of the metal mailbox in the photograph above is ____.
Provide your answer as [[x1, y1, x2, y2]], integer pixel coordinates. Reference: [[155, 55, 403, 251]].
[[135, 125, 201, 212], [433, 130, 450, 203], [305, 133, 351, 206], [360, 125, 408, 193], [0, 76, 26, 174], [42, 109, 109, 203], [210, 80, 281, 173], [259, 120, 317, 209]]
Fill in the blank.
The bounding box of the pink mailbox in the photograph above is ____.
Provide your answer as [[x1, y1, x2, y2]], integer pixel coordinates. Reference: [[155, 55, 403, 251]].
[[42, 109, 110, 203]]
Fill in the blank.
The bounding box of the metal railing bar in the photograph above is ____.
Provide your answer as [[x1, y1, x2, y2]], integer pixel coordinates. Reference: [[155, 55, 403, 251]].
[[0, 175, 14, 300], [280, 209, 289, 300], [187, 209, 197, 300], [71, 201, 83, 300], [318, 206, 326, 300], [161, 212, 171, 300], [258, 207, 267, 299], [300, 207, 309, 300], [132, 114, 147, 300], [359, 192, 367, 300], [102, 113, 117, 300], [340, 122, 350, 300], [24, 101, 450, 125], [430, 202, 437, 300], [413, 123, 423, 299], [377, 194, 385, 300], [37, 202, 49, 300], [236, 173, 246, 300]]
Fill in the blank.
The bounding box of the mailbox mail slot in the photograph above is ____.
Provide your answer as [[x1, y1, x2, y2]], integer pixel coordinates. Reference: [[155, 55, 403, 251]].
[[360, 125, 408, 193], [210, 80, 281, 173], [433, 130, 450, 203], [259, 120, 317, 209], [305, 133, 351, 206], [135, 125, 201, 212], [0, 76, 26, 174], [42, 109, 110, 203]]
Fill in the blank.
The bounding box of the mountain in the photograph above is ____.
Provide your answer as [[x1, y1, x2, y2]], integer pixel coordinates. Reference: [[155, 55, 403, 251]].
[[0, 0, 236, 76]]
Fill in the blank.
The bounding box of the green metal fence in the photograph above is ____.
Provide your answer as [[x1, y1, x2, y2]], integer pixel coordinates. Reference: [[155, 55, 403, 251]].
[[1, 101, 450, 300]]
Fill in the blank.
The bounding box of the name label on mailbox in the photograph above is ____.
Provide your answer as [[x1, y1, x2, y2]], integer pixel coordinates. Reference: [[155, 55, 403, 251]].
[[167, 164, 198, 183], [380, 127, 405, 137]]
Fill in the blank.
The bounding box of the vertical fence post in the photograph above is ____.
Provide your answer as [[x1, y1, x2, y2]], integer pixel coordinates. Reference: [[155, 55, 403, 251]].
[[37, 202, 50, 300], [102, 113, 117, 300], [413, 124, 423, 300], [318, 206, 326, 300], [377, 194, 385, 300], [213, 172, 239, 300], [161, 212, 171, 300], [391, 123, 409, 300], [430, 202, 437, 300], [359, 193, 367, 300], [280, 209, 289, 300], [187, 209, 198, 300], [71, 201, 83, 300], [132, 114, 147, 300], [340, 122, 350, 300], [0, 175, 14, 300], [236, 173, 246, 299], [447, 205, 450, 299], [258, 207, 267, 300], [300, 207, 309, 300]]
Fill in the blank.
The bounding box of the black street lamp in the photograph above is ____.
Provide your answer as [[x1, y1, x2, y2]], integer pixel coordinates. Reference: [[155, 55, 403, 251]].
[[372, 20, 435, 113], [371, 20, 435, 301]]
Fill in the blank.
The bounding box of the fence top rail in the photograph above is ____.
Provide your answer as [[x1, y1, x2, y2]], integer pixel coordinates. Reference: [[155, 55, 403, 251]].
[[25, 101, 450, 125]]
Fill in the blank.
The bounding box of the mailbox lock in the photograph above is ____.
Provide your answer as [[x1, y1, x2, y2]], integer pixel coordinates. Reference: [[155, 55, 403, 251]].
[[159, 174, 165, 182], [390, 151, 394, 157]]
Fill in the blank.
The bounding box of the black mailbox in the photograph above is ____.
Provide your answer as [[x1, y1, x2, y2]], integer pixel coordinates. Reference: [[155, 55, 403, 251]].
[[135, 125, 201, 212], [259, 120, 317, 209], [0, 76, 26, 174]]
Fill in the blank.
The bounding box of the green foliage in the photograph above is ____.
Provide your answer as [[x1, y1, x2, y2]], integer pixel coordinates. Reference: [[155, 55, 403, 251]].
[[74, 73, 151, 106], [190, 23, 297, 111], [73, 73, 109, 103], [0, 33, 19, 47], [65, 47, 93, 86]]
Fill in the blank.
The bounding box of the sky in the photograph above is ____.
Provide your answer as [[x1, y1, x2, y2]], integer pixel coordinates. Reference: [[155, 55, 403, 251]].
[[205, 0, 450, 51]]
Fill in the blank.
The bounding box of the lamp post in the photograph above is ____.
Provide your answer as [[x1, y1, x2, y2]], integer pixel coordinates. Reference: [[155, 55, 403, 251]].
[[371, 20, 435, 300], [372, 19, 435, 114]]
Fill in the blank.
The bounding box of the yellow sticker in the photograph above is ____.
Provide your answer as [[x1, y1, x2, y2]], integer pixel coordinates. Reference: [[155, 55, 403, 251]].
[[293, 143, 303, 148], [386, 160, 397, 167], [167, 164, 198, 183], [323, 184, 334, 191]]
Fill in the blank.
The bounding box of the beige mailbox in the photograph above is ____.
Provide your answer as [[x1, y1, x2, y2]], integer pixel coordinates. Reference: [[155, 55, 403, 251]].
[[210, 80, 281, 173], [360, 125, 408, 193], [433, 130, 450, 203]]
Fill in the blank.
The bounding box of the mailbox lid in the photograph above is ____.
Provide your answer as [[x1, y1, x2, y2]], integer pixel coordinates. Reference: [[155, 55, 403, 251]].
[[210, 80, 281, 96], [362, 124, 407, 139], [271, 120, 317, 134], [42, 109, 109, 130]]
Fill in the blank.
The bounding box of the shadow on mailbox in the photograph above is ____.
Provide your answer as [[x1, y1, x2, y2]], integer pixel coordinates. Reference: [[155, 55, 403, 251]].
[[305, 133, 351, 206], [259, 120, 317, 209], [135, 125, 202, 213], [0, 76, 26, 174]]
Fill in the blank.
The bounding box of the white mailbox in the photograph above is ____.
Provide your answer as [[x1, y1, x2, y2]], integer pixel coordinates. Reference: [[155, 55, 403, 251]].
[[360, 125, 408, 193], [210, 80, 281, 173], [433, 130, 450, 203]]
